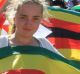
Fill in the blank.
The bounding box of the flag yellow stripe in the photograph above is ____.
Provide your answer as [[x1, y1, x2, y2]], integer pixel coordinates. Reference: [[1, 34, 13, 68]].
[[59, 49, 80, 60], [0, 54, 80, 74], [48, 10, 80, 24]]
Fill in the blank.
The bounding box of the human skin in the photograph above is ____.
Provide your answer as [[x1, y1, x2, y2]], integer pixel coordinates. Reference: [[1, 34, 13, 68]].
[[10, 1, 43, 46], [14, 3, 42, 38]]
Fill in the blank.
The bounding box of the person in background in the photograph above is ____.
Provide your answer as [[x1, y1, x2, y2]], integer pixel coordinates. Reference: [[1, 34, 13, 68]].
[[71, 0, 80, 12], [65, 0, 80, 9], [77, 0, 80, 4], [65, 0, 74, 9], [46, 0, 67, 9]]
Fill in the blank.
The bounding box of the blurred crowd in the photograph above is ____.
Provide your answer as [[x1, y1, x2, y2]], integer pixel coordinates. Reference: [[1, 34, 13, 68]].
[[41, 0, 80, 12]]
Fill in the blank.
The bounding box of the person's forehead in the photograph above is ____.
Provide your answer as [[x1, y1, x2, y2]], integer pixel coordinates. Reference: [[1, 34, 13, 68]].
[[16, 4, 42, 17], [21, 3, 42, 9], [17, 3, 42, 13]]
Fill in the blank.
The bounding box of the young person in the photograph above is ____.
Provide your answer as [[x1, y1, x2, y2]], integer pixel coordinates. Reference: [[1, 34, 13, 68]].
[[0, 1, 80, 74], [0, 0, 63, 73], [0, 0, 61, 55]]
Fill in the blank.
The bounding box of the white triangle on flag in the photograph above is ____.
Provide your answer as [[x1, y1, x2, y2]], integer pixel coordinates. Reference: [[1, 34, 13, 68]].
[[0, 29, 8, 36]]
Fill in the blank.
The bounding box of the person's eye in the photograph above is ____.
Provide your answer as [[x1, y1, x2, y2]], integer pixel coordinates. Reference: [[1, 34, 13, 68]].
[[19, 16, 25, 19], [32, 18, 39, 22]]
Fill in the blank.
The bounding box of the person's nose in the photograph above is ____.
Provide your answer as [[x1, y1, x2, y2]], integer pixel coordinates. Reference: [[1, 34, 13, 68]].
[[24, 19, 33, 26]]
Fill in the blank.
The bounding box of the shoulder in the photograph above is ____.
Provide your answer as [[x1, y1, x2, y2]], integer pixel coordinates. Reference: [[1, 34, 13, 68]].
[[37, 38, 63, 56], [37, 38, 52, 47], [37, 38, 58, 52], [0, 35, 8, 48]]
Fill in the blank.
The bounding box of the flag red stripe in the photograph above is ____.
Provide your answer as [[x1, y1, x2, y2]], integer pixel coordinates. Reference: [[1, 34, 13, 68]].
[[0, 13, 6, 29], [48, 37, 80, 49], [2, 25, 9, 32], [0, 0, 7, 9], [2, 69, 45, 74], [41, 19, 53, 27], [41, 18, 80, 33]]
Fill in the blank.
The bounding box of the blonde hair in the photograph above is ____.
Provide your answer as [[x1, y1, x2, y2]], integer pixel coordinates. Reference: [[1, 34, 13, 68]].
[[6, 0, 44, 17], [16, 0, 43, 14]]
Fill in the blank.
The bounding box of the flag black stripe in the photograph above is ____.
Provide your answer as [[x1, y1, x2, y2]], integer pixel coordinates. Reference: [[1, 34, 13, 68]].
[[47, 28, 80, 40]]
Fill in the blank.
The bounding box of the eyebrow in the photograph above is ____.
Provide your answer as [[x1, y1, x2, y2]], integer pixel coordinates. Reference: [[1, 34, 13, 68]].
[[20, 14, 27, 17], [20, 14, 41, 18]]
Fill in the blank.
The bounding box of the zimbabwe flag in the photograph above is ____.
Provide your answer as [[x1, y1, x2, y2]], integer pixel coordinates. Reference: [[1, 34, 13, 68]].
[[41, 7, 80, 61], [0, 46, 80, 74], [0, 12, 10, 35], [0, 0, 10, 35]]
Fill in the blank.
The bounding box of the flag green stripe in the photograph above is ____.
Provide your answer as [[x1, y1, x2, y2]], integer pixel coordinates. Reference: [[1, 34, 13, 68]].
[[48, 6, 80, 16], [0, 46, 80, 70]]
